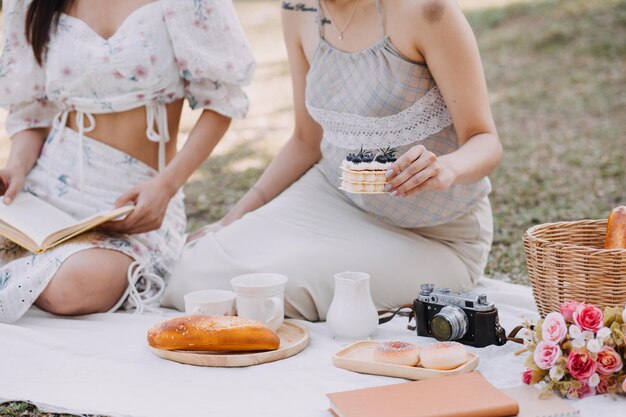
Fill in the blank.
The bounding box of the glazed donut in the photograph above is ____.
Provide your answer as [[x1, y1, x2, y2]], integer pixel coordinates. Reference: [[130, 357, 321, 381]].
[[373, 341, 420, 366], [419, 342, 468, 370]]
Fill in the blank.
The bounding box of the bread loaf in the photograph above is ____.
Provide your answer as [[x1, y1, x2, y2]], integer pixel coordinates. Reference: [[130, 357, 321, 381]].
[[147, 315, 280, 352], [604, 206, 626, 249]]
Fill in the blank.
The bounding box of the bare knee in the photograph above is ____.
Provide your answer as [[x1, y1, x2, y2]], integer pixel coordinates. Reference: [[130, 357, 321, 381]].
[[36, 273, 93, 316], [36, 250, 132, 316]]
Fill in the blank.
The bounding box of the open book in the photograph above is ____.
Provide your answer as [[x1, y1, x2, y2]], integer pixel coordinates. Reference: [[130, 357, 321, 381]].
[[0, 192, 134, 254]]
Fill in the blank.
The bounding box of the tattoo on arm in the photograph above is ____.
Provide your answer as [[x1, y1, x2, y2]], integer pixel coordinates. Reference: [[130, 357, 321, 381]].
[[321, 17, 331, 25], [281, 1, 318, 12]]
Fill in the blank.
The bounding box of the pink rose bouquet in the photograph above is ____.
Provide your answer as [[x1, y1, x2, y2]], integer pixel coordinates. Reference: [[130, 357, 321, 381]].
[[520, 302, 626, 399]]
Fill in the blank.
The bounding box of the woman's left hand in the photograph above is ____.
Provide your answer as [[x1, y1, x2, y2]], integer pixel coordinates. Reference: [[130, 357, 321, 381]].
[[385, 145, 457, 197], [103, 177, 176, 234]]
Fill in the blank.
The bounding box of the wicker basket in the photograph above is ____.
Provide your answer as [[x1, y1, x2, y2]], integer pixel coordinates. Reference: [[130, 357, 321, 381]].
[[523, 219, 626, 317]]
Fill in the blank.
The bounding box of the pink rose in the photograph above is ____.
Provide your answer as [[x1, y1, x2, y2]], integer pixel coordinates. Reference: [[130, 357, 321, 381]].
[[522, 369, 532, 385], [596, 346, 623, 375], [573, 303, 604, 332], [566, 382, 596, 399], [533, 341, 562, 370], [567, 349, 598, 381], [560, 301, 581, 322], [596, 375, 618, 394], [541, 312, 568, 345]]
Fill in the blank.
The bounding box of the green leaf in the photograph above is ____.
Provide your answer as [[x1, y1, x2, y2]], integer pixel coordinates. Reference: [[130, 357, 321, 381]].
[[604, 307, 623, 327], [535, 319, 544, 341], [525, 355, 541, 370]]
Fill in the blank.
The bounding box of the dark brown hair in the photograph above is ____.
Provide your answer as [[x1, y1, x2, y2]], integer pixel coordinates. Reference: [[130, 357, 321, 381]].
[[25, 0, 72, 65]]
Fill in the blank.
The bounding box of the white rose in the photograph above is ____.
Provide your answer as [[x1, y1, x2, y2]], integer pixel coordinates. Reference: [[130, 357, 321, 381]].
[[597, 327, 611, 341], [587, 338, 602, 353], [569, 325, 582, 339], [549, 366, 565, 381], [572, 337, 586, 349], [582, 330, 595, 341], [588, 373, 600, 388]]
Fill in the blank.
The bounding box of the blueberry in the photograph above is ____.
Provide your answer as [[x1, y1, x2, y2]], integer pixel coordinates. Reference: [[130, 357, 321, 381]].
[[376, 155, 388, 164], [388, 157, 397, 162], [352, 156, 362, 163], [362, 155, 374, 163], [346, 154, 354, 161]]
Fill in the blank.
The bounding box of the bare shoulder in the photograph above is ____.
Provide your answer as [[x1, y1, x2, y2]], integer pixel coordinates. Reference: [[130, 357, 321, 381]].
[[281, 0, 319, 51], [280, 0, 319, 15], [423, 0, 449, 23], [280, 0, 319, 33], [396, 0, 464, 26]]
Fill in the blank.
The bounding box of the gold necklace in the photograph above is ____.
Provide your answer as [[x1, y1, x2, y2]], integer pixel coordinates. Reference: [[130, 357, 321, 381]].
[[322, 0, 361, 40]]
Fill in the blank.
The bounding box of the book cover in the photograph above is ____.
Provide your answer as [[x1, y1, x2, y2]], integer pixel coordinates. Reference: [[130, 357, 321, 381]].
[[327, 371, 519, 417]]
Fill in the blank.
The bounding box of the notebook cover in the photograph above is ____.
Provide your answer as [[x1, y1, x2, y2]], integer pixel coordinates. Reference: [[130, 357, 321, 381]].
[[502, 386, 580, 417], [327, 371, 519, 417]]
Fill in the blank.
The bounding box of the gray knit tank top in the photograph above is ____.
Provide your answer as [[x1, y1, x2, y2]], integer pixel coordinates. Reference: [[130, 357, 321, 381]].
[[305, 0, 491, 228]]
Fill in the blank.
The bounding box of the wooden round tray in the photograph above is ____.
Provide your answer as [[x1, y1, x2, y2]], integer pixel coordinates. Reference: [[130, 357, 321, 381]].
[[149, 320, 310, 367], [333, 340, 479, 380]]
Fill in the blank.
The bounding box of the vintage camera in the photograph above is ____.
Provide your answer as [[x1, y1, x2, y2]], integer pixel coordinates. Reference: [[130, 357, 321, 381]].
[[413, 283, 506, 347]]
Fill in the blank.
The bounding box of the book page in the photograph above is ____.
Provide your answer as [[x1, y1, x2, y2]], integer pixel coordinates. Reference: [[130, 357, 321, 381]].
[[43, 205, 133, 249], [0, 193, 78, 247]]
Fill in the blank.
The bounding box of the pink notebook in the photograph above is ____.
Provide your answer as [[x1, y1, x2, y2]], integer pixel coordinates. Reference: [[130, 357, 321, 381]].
[[327, 371, 519, 417]]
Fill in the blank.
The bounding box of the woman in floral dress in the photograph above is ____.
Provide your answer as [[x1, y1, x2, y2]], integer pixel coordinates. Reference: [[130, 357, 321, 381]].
[[0, 0, 254, 322]]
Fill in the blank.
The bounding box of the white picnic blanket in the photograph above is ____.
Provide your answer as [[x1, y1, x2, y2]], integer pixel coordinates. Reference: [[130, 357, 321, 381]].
[[0, 278, 623, 417]]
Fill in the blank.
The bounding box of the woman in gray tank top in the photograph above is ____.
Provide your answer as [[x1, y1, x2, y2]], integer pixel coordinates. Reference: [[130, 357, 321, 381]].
[[162, 0, 502, 321]]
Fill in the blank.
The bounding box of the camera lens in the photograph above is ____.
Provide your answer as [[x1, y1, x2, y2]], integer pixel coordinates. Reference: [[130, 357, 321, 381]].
[[429, 305, 469, 342]]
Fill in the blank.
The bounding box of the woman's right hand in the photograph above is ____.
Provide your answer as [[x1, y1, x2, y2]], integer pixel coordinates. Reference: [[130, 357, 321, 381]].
[[0, 166, 27, 205]]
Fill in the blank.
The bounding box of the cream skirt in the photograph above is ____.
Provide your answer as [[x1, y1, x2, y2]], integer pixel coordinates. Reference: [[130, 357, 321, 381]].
[[0, 128, 186, 323], [162, 166, 493, 321]]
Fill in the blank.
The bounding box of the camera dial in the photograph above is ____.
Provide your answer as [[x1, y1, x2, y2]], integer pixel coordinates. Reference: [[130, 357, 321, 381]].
[[430, 305, 469, 342], [419, 283, 435, 296]]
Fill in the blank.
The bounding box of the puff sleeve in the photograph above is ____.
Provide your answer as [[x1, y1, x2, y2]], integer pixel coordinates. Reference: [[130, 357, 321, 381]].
[[0, 0, 59, 137], [161, 0, 255, 118]]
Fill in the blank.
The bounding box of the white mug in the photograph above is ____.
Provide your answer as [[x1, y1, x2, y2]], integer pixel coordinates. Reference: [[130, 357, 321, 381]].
[[184, 290, 236, 316], [231, 273, 288, 331]]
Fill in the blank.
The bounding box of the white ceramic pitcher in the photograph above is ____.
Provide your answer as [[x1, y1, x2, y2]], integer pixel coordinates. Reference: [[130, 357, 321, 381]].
[[326, 271, 379, 339]]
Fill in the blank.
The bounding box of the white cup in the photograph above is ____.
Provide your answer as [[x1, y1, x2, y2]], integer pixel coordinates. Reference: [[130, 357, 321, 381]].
[[184, 290, 236, 316], [231, 273, 288, 331]]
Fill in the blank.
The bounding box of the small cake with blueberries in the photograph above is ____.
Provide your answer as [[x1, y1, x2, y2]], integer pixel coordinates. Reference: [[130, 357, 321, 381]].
[[340, 147, 398, 194]]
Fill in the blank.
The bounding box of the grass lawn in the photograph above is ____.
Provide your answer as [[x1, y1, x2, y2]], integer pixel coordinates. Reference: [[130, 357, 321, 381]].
[[1, 0, 625, 415]]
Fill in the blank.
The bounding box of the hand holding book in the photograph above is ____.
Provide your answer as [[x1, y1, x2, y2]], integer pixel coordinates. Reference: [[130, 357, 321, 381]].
[[0, 165, 28, 206], [0, 192, 134, 254], [102, 175, 174, 234]]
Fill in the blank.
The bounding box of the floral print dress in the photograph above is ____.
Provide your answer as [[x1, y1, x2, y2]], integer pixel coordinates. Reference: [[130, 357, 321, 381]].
[[0, 0, 255, 322]]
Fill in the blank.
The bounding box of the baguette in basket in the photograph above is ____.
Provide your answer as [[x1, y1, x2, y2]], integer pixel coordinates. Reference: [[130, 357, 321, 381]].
[[605, 206, 626, 249]]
